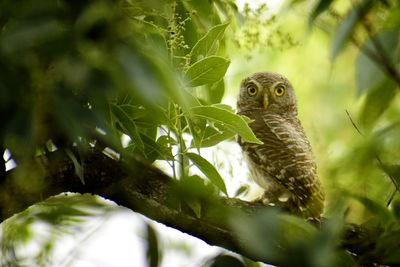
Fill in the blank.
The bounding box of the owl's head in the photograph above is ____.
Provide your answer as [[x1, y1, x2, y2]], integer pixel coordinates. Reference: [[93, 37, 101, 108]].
[[237, 72, 297, 115]]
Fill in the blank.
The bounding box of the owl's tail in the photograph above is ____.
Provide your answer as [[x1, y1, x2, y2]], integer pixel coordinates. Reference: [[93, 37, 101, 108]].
[[289, 189, 325, 222]]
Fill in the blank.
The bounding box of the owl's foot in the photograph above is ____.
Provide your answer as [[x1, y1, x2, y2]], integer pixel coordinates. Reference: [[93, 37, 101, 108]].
[[251, 189, 292, 209]]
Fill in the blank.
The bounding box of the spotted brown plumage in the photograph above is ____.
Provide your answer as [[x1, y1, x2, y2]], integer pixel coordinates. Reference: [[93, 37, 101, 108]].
[[237, 72, 324, 220]]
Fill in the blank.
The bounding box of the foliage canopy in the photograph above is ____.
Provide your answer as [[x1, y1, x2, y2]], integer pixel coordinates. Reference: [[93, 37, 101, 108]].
[[1, 0, 400, 266]]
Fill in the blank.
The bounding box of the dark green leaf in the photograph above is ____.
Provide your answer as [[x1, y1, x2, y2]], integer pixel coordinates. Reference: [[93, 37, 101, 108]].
[[185, 56, 230, 87], [231, 209, 313, 264], [331, 0, 374, 59], [190, 22, 230, 63], [126, 133, 174, 161], [359, 78, 397, 129], [186, 152, 227, 195], [356, 30, 400, 95], [309, 0, 334, 25], [111, 103, 144, 150], [186, 198, 202, 218], [190, 105, 262, 144], [146, 223, 161, 267], [380, 163, 400, 190], [234, 185, 249, 197], [209, 254, 245, 267], [351, 194, 393, 223]]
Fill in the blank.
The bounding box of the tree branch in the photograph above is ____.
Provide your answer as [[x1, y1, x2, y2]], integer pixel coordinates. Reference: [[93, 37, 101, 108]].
[[0, 149, 382, 265]]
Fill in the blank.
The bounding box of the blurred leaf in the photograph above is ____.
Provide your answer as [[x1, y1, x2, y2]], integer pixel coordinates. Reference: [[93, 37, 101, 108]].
[[190, 105, 262, 144], [373, 224, 400, 264], [146, 223, 161, 267], [186, 198, 202, 218], [0, 19, 67, 56], [231, 209, 316, 264], [111, 103, 144, 150], [356, 30, 400, 95], [209, 254, 245, 267], [309, 0, 334, 25], [359, 78, 397, 129], [379, 163, 400, 191], [190, 22, 230, 63], [185, 56, 230, 87], [181, 0, 222, 32], [234, 185, 249, 198], [116, 45, 170, 109], [351, 194, 393, 223], [186, 152, 227, 196], [331, 0, 374, 59]]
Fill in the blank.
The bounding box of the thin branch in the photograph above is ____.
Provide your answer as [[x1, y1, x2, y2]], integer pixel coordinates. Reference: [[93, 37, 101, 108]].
[[345, 109, 364, 137]]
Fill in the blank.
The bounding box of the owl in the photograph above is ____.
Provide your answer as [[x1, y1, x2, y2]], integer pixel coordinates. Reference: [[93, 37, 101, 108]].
[[237, 72, 324, 220]]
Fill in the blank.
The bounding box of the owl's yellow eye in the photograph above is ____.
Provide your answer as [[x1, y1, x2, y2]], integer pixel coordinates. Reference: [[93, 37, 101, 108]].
[[247, 84, 258, 96], [274, 84, 285, 96]]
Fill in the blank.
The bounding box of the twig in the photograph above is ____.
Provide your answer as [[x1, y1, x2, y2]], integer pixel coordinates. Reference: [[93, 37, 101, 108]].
[[345, 110, 364, 137]]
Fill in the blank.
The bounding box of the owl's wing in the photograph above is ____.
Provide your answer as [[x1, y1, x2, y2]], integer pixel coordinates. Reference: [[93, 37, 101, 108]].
[[258, 113, 322, 205]]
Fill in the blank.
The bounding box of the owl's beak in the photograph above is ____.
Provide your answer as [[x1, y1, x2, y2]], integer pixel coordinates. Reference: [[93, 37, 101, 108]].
[[263, 93, 269, 109]]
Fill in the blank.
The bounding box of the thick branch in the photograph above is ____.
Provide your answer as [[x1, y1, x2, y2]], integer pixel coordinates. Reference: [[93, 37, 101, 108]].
[[0, 150, 381, 265]]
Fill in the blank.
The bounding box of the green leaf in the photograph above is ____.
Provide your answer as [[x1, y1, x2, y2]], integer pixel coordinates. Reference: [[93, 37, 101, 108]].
[[66, 149, 85, 184], [194, 124, 235, 148], [117, 104, 147, 120], [210, 79, 225, 104], [309, 0, 334, 25], [111, 103, 144, 150], [186, 198, 202, 218], [234, 185, 249, 198], [190, 105, 262, 144], [209, 254, 246, 267], [146, 223, 161, 267], [185, 56, 230, 87], [380, 163, 400, 189], [127, 133, 174, 161], [190, 22, 230, 63], [356, 30, 400, 95], [186, 152, 227, 196], [359, 78, 397, 129], [351, 194, 393, 223], [331, 0, 374, 59]]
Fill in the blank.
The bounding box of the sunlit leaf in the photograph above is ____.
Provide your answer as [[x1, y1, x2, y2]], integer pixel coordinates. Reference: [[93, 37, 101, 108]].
[[190, 22, 230, 63], [190, 105, 262, 144], [193, 124, 235, 148], [186, 152, 227, 195], [185, 56, 230, 87], [331, 0, 374, 59]]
